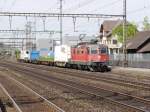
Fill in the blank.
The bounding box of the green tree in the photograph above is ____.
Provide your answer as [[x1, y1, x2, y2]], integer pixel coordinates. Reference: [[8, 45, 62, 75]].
[[142, 16, 150, 31], [112, 23, 138, 43]]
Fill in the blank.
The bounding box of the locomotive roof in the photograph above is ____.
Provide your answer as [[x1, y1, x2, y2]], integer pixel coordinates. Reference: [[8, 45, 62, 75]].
[[72, 44, 108, 48]]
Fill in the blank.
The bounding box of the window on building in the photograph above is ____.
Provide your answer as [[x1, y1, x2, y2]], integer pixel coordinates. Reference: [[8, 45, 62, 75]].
[[104, 40, 106, 44], [112, 40, 117, 44], [107, 40, 111, 44]]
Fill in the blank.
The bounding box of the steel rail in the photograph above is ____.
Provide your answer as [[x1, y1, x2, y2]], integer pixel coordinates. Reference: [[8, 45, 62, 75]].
[[2, 62, 149, 112], [17, 66, 150, 103], [13, 68, 149, 112], [30, 65, 150, 90], [6, 75, 65, 112], [6, 61, 150, 91], [2, 61, 150, 101], [0, 83, 23, 112], [54, 69, 150, 90]]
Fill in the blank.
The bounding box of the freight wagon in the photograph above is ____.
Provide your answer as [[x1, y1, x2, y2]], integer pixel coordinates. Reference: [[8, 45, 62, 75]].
[[38, 49, 54, 65], [29, 50, 40, 63], [54, 45, 71, 67]]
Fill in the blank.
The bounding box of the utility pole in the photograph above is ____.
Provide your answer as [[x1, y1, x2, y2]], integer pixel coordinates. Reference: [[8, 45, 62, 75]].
[[123, 0, 127, 67], [25, 22, 32, 50], [60, 0, 63, 45]]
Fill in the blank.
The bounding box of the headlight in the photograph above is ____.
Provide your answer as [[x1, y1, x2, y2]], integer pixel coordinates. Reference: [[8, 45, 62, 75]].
[[98, 55, 101, 59]]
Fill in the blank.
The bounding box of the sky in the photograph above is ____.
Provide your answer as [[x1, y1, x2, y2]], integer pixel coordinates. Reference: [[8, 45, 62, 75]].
[[0, 0, 150, 40]]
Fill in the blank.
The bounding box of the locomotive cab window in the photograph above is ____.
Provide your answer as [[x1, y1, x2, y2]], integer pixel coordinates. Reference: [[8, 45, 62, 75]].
[[73, 49, 76, 54], [77, 50, 80, 54], [87, 48, 90, 54], [100, 47, 107, 54], [91, 49, 97, 54]]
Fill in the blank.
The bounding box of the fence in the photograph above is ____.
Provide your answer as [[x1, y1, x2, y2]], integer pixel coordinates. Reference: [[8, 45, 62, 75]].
[[110, 53, 150, 69]]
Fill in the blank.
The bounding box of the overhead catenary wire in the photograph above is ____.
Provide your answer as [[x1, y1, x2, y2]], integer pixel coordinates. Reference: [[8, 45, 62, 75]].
[[63, 18, 101, 35], [0, 0, 125, 46], [59, 0, 63, 44], [42, 16, 46, 31], [89, 0, 121, 13], [9, 0, 17, 11], [64, 0, 122, 14], [8, 15, 12, 30], [127, 5, 150, 15], [64, 0, 97, 13], [127, 0, 150, 15]]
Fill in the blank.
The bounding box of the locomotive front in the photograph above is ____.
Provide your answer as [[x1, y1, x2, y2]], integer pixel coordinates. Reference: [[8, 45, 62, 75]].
[[88, 44, 110, 72], [70, 43, 111, 72]]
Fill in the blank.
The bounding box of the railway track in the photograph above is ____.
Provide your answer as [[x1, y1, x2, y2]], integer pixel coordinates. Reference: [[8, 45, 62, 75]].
[[0, 65, 121, 112], [0, 83, 20, 112], [4, 67, 117, 112], [1, 61, 150, 112], [31, 64, 150, 91], [4, 61, 150, 91], [0, 71, 65, 112]]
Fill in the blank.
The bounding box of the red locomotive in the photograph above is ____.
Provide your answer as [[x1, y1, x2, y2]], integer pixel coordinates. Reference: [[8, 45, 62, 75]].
[[69, 42, 111, 72]]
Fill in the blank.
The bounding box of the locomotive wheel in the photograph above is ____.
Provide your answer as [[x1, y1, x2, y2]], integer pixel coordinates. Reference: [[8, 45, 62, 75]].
[[81, 65, 86, 71], [70, 64, 73, 69], [84, 65, 88, 70], [65, 63, 70, 68], [88, 66, 93, 72], [77, 65, 82, 70], [102, 65, 108, 72], [72, 64, 78, 69], [106, 66, 111, 72], [88, 66, 97, 72], [99, 65, 105, 72], [93, 66, 98, 72]]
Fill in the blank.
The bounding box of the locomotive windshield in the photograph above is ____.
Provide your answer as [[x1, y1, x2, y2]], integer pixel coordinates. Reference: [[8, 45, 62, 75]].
[[101, 47, 107, 53], [99, 46, 109, 54], [88, 45, 108, 54], [91, 49, 97, 54], [90, 46, 97, 54]]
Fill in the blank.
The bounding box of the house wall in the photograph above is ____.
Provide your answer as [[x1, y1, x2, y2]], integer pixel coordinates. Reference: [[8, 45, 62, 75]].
[[100, 34, 122, 54]]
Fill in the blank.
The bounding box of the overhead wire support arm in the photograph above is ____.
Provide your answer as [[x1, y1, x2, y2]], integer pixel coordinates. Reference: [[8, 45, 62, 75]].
[[60, 0, 63, 45], [42, 16, 46, 31], [0, 12, 124, 18], [0, 37, 35, 39], [9, 16, 12, 30], [0, 30, 60, 33], [73, 17, 76, 32]]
